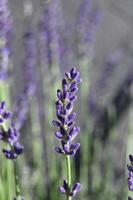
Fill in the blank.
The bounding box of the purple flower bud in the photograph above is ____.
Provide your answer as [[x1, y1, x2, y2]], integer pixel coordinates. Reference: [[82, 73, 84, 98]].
[[69, 95, 77, 102], [129, 154, 133, 163], [62, 78, 68, 92], [70, 68, 77, 77], [55, 147, 64, 154], [127, 154, 133, 197], [128, 175, 133, 191], [63, 142, 80, 156], [68, 112, 76, 122], [127, 165, 133, 172], [3, 149, 17, 159], [69, 127, 80, 142], [3, 111, 12, 119], [70, 81, 77, 90], [57, 89, 63, 101], [70, 182, 81, 197], [14, 142, 24, 155], [128, 197, 133, 200], [59, 179, 69, 194], [65, 102, 73, 115], [63, 91, 69, 100], [52, 120, 60, 127], [0, 101, 6, 110], [0, 118, 4, 123], [59, 186, 66, 194], [65, 72, 71, 80], [7, 128, 19, 145], [70, 86, 78, 93], [55, 131, 63, 139]]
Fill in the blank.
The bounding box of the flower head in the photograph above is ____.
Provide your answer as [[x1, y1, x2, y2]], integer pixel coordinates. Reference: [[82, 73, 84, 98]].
[[52, 67, 81, 198], [0, 0, 12, 79], [52, 67, 81, 156], [0, 101, 24, 159]]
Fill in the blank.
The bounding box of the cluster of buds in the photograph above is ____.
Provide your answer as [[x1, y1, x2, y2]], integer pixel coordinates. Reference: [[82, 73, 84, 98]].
[[59, 179, 81, 198], [0, 101, 24, 159], [52, 67, 81, 197], [127, 155, 133, 200]]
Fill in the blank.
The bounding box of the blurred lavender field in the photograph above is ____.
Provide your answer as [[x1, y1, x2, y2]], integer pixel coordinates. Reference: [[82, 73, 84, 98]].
[[0, 0, 133, 199]]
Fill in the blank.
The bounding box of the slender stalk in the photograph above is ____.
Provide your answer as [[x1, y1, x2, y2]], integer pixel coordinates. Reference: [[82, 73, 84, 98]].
[[66, 155, 72, 200], [13, 160, 21, 198]]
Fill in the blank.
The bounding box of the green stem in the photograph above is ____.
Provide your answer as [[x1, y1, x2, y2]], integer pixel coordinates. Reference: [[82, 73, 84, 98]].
[[66, 155, 72, 200], [13, 160, 21, 198]]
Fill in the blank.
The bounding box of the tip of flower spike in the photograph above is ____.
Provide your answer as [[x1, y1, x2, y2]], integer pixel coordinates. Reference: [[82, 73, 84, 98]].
[[128, 197, 133, 200], [129, 154, 133, 163], [0, 101, 6, 110]]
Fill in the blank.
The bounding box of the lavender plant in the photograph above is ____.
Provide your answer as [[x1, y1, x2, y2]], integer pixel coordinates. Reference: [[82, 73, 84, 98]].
[[0, 0, 12, 80], [76, 0, 101, 59], [13, 30, 36, 130], [52, 68, 81, 199], [0, 101, 23, 159], [0, 101, 24, 199]]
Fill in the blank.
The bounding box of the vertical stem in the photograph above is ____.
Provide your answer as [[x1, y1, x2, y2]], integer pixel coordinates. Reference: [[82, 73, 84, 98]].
[[13, 160, 20, 198], [66, 155, 72, 200]]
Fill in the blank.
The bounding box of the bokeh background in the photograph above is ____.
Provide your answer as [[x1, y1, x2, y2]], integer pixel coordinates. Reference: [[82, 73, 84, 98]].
[[0, 0, 133, 199]]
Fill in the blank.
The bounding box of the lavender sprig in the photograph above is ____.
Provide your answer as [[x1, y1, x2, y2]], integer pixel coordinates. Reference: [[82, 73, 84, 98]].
[[0, 101, 24, 159], [0, 100, 24, 198], [13, 30, 36, 130], [52, 68, 81, 199], [76, 0, 101, 58], [0, 0, 12, 79], [127, 154, 133, 200]]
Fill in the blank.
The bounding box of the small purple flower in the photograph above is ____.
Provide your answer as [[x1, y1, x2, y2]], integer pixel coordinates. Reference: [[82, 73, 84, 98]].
[[0, 101, 24, 159], [70, 182, 81, 197], [59, 179, 69, 195], [59, 179, 81, 197], [52, 67, 81, 198], [0, 101, 12, 123]]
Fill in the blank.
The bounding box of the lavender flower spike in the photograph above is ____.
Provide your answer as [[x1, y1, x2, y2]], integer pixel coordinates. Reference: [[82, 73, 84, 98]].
[[52, 67, 81, 199], [0, 0, 12, 79], [0, 101, 24, 159], [127, 154, 133, 200]]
